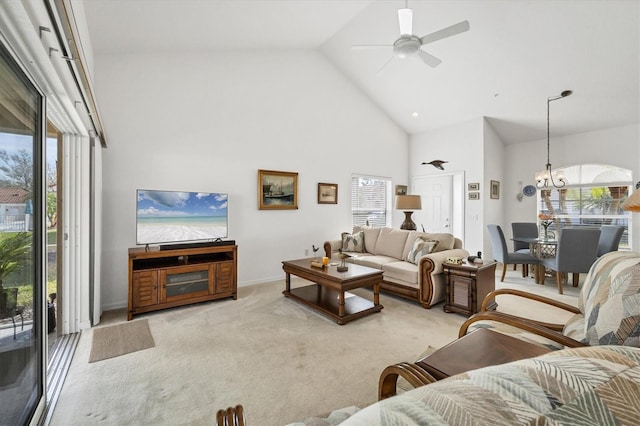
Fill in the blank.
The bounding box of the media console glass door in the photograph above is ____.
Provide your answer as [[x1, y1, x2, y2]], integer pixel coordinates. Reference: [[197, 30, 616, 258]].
[[160, 264, 213, 302]]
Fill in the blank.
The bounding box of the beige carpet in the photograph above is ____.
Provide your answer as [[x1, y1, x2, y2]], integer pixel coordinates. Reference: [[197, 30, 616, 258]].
[[50, 271, 578, 425], [89, 319, 155, 363]]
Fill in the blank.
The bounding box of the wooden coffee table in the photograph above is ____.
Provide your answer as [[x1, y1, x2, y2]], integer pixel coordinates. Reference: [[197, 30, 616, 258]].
[[282, 258, 383, 325], [416, 327, 551, 380]]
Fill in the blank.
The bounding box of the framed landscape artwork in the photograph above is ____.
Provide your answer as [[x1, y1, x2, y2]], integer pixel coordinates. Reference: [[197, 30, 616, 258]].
[[258, 169, 298, 210], [317, 183, 338, 204], [490, 180, 500, 199], [395, 185, 407, 195]]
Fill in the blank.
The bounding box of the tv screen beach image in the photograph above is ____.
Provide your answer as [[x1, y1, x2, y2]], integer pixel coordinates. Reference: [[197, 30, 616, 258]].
[[136, 190, 228, 245]]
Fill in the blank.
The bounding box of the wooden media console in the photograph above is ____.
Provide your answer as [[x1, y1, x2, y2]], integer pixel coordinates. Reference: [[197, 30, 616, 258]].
[[127, 244, 237, 320]]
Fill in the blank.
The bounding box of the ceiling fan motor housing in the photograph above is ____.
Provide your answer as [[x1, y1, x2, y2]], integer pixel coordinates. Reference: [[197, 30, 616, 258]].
[[393, 35, 421, 58]]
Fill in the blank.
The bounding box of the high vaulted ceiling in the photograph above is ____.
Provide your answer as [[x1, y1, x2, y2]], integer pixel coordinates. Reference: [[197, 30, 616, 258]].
[[82, 0, 639, 145]]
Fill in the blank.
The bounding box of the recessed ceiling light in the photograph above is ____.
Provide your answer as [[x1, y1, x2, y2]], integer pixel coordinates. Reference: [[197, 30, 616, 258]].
[[411, 112, 419, 117]]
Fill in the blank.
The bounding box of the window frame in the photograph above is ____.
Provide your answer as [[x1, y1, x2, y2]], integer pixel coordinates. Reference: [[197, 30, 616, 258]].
[[351, 174, 392, 229], [537, 164, 632, 250]]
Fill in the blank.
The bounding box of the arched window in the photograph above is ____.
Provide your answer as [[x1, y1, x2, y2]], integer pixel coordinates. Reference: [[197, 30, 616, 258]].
[[538, 164, 632, 249]]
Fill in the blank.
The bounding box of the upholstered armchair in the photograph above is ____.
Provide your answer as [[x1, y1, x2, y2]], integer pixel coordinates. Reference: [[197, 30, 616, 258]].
[[460, 250, 640, 350], [378, 250, 640, 400]]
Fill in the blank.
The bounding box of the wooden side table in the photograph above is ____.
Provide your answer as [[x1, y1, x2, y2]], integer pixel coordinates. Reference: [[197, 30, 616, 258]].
[[443, 260, 497, 317], [378, 327, 552, 399], [415, 328, 551, 380]]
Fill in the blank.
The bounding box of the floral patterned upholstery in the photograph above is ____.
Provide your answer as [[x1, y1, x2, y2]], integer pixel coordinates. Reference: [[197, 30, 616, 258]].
[[342, 346, 640, 425], [579, 250, 640, 346]]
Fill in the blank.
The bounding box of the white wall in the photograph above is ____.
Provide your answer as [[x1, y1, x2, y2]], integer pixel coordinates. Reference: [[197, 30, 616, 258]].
[[95, 50, 408, 310], [408, 117, 484, 254], [482, 120, 505, 260], [504, 124, 640, 246]]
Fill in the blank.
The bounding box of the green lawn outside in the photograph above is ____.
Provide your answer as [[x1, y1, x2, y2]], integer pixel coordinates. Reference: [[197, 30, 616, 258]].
[[0, 229, 58, 307], [47, 229, 57, 245]]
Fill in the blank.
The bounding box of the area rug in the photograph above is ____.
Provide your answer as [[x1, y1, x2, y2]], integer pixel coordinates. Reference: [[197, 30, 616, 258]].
[[88, 319, 155, 363]]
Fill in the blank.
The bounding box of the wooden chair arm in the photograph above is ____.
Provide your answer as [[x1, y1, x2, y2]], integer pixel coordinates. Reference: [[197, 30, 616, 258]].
[[480, 288, 581, 314], [378, 362, 437, 400], [215, 405, 244, 426], [458, 311, 587, 349]]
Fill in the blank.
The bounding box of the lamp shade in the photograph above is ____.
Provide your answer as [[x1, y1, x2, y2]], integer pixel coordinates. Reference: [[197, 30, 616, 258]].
[[621, 188, 640, 212], [395, 195, 422, 210]]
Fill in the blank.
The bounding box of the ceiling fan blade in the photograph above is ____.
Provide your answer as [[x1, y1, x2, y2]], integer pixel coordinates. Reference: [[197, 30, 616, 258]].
[[417, 50, 442, 67], [398, 8, 413, 35], [351, 44, 393, 50], [419, 20, 470, 46], [376, 55, 395, 75]]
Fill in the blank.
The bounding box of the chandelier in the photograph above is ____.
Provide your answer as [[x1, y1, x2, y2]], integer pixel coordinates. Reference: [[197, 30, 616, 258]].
[[535, 90, 572, 189]]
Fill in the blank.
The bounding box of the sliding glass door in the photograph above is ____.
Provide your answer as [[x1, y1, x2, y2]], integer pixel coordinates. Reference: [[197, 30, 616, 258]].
[[0, 41, 46, 424]]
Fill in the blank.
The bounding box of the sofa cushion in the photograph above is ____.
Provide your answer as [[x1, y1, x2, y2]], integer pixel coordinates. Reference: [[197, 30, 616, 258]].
[[353, 226, 381, 253], [374, 228, 410, 259], [406, 237, 439, 264], [562, 313, 585, 342], [341, 231, 365, 253], [382, 261, 419, 286], [351, 255, 397, 270], [402, 231, 456, 258]]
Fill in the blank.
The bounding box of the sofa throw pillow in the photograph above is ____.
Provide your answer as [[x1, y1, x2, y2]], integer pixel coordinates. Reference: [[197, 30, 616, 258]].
[[342, 231, 365, 253], [407, 237, 439, 264]]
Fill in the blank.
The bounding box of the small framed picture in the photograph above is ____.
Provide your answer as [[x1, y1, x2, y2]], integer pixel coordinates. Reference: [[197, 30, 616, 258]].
[[395, 185, 407, 196], [468, 182, 480, 191], [469, 192, 480, 200], [490, 180, 500, 199], [317, 183, 338, 204]]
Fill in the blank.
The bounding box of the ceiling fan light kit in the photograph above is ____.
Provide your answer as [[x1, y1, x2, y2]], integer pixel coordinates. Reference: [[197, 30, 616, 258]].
[[393, 35, 421, 58]]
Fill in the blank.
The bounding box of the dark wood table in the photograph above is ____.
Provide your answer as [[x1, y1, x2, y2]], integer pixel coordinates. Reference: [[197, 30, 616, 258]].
[[282, 258, 383, 325], [415, 328, 551, 380]]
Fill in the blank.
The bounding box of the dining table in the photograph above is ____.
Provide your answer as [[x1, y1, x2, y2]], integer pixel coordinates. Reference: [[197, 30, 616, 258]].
[[512, 237, 558, 284]]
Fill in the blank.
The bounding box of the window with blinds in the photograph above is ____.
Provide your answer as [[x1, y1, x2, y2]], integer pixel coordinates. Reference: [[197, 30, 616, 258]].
[[537, 164, 632, 249], [351, 175, 392, 228]]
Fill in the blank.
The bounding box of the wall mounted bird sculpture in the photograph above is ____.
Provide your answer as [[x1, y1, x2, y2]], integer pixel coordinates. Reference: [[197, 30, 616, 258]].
[[421, 160, 448, 170]]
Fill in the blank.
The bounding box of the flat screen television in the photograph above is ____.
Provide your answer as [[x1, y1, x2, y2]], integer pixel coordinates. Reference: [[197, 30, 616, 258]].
[[136, 189, 228, 246]]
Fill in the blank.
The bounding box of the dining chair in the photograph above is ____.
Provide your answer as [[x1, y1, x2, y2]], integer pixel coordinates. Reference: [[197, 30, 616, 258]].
[[540, 228, 600, 294], [511, 222, 538, 253], [511, 222, 539, 274], [487, 224, 539, 282], [597, 225, 624, 257]]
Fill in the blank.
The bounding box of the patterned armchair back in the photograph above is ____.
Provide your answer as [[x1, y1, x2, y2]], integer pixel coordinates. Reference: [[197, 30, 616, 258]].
[[578, 250, 640, 346]]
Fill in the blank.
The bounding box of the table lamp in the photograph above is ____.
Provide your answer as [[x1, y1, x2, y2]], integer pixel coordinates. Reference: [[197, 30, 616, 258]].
[[396, 195, 422, 230], [621, 183, 640, 212]]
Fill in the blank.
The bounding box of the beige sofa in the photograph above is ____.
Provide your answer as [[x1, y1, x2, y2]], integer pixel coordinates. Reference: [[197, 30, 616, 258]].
[[323, 226, 468, 309]]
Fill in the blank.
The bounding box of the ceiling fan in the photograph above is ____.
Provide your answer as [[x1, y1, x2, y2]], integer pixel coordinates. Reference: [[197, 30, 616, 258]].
[[353, 2, 470, 70]]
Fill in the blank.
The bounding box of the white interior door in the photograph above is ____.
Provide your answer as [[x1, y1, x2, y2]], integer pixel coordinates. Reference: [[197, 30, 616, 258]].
[[412, 172, 464, 237]]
